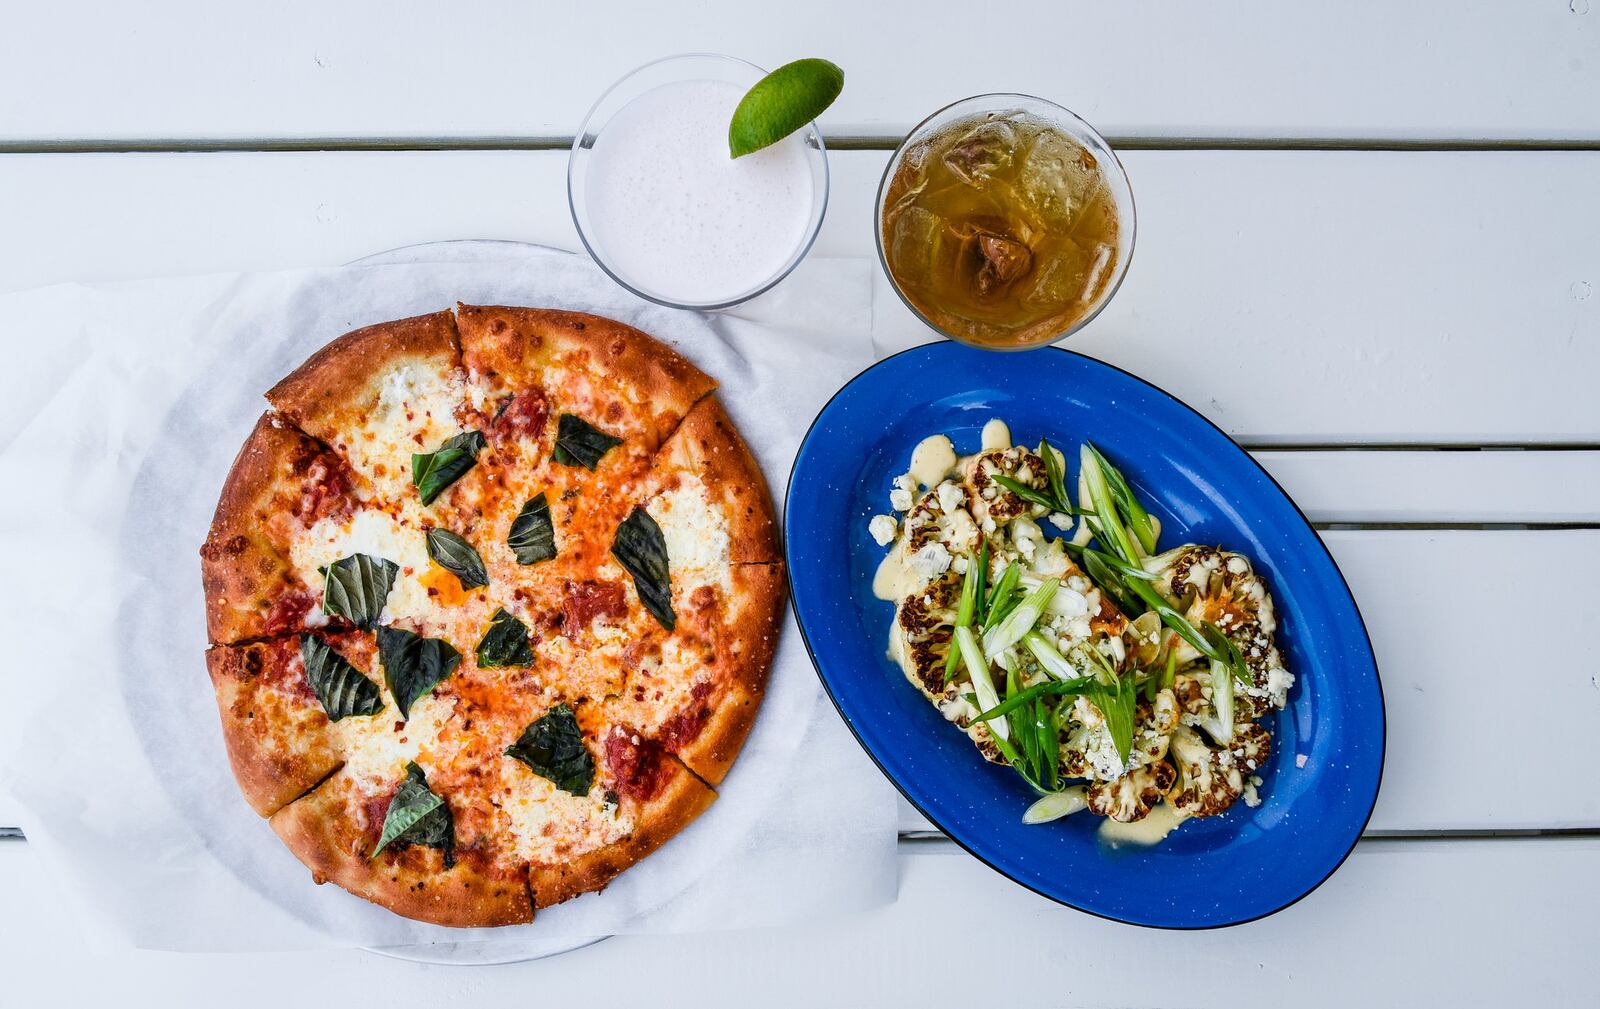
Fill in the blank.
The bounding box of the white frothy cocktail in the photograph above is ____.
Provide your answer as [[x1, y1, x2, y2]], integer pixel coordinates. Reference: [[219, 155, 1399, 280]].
[[582, 79, 818, 306]]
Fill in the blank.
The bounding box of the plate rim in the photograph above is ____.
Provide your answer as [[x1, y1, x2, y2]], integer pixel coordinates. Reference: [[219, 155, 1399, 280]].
[[782, 341, 1387, 931]]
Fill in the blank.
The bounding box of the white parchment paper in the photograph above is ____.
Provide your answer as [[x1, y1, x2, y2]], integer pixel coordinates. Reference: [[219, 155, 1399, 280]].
[[0, 245, 898, 953]]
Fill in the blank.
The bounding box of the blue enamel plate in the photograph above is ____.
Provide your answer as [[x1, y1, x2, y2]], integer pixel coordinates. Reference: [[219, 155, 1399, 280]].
[[785, 342, 1385, 929]]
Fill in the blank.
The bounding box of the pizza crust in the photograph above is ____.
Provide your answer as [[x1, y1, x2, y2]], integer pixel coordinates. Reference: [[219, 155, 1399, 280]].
[[456, 304, 716, 450], [200, 413, 349, 644], [270, 768, 534, 928], [671, 562, 786, 785], [266, 309, 461, 445], [527, 754, 716, 909], [651, 396, 781, 564], [206, 638, 341, 817]]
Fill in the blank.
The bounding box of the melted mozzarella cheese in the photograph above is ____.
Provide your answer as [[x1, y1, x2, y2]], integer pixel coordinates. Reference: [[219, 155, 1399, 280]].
[[646, 477, 733, 593], [500, 774, 633, 862], [342, 362, 466, 499], [331, 691, 457, 786], [290, 507, 437, 624]]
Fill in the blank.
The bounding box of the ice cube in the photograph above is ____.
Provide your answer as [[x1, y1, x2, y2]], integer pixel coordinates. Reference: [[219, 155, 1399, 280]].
[[1021, 240, 1115, 308], [887, 205, 961, 290], [1019, 129, 1104, 228], [940, 118, 1018, 188]]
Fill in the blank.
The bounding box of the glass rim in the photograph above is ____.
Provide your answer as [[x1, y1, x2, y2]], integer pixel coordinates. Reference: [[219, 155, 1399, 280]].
[[568, 52, 831, 312], [874, 92, 1137, 350]]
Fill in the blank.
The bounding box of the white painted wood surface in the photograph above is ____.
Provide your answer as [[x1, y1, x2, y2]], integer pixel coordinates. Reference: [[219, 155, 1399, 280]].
[[3, 2, 1598, 143], [4, 9, 1598, 1005], [2, 151, 1597, 442], [2, 837, 1594, 1007]]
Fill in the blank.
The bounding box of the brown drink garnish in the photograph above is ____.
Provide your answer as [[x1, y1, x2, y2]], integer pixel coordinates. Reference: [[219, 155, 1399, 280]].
[[881, 111, 1122, 349]]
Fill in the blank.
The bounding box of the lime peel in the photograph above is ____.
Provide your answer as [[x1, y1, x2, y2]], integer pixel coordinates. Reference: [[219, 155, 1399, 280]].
[[728, 58, 843, 159]]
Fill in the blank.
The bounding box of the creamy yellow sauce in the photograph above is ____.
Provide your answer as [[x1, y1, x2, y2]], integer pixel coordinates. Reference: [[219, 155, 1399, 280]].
[[872, 538, 918, 602], [980, 418, 1012, 451], [1097, 802, 1190, 847], [907, 434, 958, 489]]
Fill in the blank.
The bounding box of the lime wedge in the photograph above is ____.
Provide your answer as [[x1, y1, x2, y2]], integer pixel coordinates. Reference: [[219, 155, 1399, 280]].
[[728, 58, 843, 159]]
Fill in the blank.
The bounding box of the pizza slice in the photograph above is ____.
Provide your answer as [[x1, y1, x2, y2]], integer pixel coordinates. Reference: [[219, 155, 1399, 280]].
[[200, 413, 361, 644], [266, 310, 478, 510], [598, 563, 785, 784], [526, 725, 715, 908], [270, 763, 534, 928], [441, 305, 720, 630], [205, 633, 347, 816], [573, 396, 786, 783]]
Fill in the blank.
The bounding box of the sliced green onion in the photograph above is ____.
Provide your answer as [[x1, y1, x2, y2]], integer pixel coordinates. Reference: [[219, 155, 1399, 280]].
[[1210, 655, 1235, 745], [981, 561, 1021, 630], [991, 473, 1056, 512], [1085, 548, 1222, 661], [1084, 673, 1138, 767], [1202, 622, 1252, 685], [983, 578, 1059, 661], [969, 676, 1092, 724], [1023, 631, 1080, 682], [1080, 548, 1145, 617], [1023, 787, 1087, 824], [954, 625, 1005, 740], [1162, 648, 1177, 691], [1079, 443, 1141, 564], [1036, 693, 1060, 791], [1085, 442, 1158, 556], [1004, 655, 1039, 777], [943, 543, 988, 682], [1038, 438, 1071, 513]]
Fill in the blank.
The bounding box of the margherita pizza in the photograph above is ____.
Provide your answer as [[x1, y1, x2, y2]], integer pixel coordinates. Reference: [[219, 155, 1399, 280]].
[[199, 306, 783, 926]]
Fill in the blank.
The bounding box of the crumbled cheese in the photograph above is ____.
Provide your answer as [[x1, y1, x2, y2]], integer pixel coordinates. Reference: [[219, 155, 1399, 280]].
[[868, 514, 898, 546], [1295, 753, 1308, 768], [1047, 512, 1073, 530], [1242, 775, 1263, 807], [1265, 664, 1295, 708], [1066, 574, 1091, 594], [936, 481, 965, 515], [908, 542, 952, 581], [889, 474, 916, 511]]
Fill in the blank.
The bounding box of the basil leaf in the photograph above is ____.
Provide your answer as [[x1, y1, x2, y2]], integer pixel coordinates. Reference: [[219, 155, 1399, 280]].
[[376, 626, 461, 719], [412, 430, 486, 506], [551, 414, 623, 470], [612, 507, 674, 631], [321, 553, 398, 628], [372, 761, 454, 865], [476, 607, 534, 668], [425, 528, 488, 590], [508, 493, 557, 564], [504, 703, 595, 795], [299, 635, 382, 721]]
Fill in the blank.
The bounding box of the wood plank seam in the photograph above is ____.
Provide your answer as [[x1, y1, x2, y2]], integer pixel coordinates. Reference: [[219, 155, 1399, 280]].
[[7, 137, 1600, 155]]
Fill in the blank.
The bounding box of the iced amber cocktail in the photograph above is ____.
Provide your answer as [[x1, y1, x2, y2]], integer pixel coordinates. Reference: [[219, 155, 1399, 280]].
[[877, 95, 1135, 350]]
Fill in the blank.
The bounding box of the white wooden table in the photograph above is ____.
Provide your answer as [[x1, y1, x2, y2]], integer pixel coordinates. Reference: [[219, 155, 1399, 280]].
[[3, 4, 1598, 1005]]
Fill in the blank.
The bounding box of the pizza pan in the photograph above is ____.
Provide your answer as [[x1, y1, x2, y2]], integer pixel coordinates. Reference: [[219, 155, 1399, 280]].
[[785, 341, 1385, 929]]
